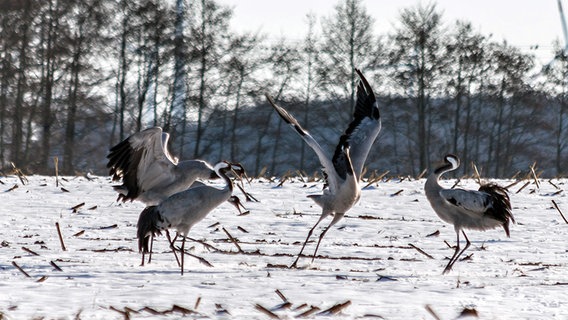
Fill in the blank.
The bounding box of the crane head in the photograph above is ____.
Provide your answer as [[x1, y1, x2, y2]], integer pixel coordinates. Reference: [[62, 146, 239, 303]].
[[444, 154, 460, 170]]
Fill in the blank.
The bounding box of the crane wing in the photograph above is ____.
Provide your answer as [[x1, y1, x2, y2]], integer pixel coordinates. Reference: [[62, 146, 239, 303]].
[[107, 126, 177, 201], [439, 188, 490, 218], [332, 69, 381, 180], [265, 94, 339, 191]]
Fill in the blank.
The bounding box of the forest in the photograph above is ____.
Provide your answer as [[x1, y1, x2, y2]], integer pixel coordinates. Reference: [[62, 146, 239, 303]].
[[1, 0, 567, 178]]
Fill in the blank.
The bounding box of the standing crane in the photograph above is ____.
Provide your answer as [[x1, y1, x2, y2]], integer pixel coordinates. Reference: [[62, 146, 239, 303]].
[[425, 154, 514, 274], [137, 161, 240, 275]]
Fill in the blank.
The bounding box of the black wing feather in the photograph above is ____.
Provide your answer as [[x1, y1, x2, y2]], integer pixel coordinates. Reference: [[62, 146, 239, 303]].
[[332, 69, 379, 179]]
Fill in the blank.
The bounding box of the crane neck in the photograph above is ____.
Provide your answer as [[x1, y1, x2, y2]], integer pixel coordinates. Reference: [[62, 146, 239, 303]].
[[216, 167, 233, 193], [426, 162, 454, 191]]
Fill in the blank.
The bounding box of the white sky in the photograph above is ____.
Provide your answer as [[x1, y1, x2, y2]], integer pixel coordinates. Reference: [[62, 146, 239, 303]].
[[218, 0, 565, 64]]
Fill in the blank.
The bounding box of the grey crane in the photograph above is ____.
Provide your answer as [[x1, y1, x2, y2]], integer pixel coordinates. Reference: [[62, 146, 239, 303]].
[[265, 69, 382, 268], [137, 161, 239, 275], [425, 154, 515, 274], [107, 127, 249, 263], [106, 126, 246, 210]]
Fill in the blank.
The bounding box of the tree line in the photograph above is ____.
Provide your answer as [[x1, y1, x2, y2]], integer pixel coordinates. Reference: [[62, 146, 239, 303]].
[[1, 0, 567, 178]]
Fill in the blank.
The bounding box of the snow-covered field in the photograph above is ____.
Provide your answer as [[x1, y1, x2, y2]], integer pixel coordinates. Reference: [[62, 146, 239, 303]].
[[1, 173, 567, 319]]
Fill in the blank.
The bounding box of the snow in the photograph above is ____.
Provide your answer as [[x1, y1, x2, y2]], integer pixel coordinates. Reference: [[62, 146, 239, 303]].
[[1, 174, 567, 319]]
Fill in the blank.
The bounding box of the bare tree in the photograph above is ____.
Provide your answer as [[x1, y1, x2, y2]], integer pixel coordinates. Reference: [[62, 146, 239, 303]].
[[222, 33, 265, 161], [389, 2, 446, 173], [11, 0, 34, 167], [187, 0, 232, 158], [445, 21, 487, 174], [299, 13, 321, 172], [486, 42, 534, 176], [319, 0, 382, 118], [543, 43, 568, 175], [264, 38, 302, 175], [0, 2, 24, 168], [164, 0, 187, 150], [61, 0, 108, 174]]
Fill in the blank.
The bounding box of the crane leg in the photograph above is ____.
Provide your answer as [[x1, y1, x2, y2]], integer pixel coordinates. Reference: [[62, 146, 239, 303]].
[[443, 230, 471, 274], [166, 231, 181, 267], [180, 236, 186, 276], [311, 213, 343, 263], [147, 234, 154, 264], [290, 216, 325, 268]]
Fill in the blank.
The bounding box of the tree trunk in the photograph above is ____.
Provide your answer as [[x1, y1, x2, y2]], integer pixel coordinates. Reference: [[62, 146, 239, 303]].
[[230, 70, 244, 161], [12, 0, 32, 167], [118, 0, 129, 141]]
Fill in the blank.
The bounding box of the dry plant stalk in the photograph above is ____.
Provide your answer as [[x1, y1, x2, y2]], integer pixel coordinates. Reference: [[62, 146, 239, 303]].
[[273, 302, 292, 311], [529, 162, 540, 189], [187, 236, 221, 252], [50, 260, 63, 271], [318, 301, 352, 315], [73, 230, 85, 237], [548, 180, 560, 190], [516, 181, 530, 194], [254, 304, 280, 319], [292, 303, 307, 311], [54, 157, 59, 187], [424, 305, 441, 320], [194, 296, 201, 310], [109, 306, 130, 318], [257, 166, 268, 179], [426, 230, 440, 237], [22, 246, 39, 256], [295, 170, 306, 183], [296, 306, 320, 318], [12, 261, 31, 278], [71, 202, 85, 212], [471, 162, 482, 185], [391, 189, 403, 196], [276, 175, 289, 188], [222, 227, 243, 253], [362, 170, 389, 189], [416, 168, 428, 180], [504, 180, 521, 190], [551, 200, 568, 224], [510, 170, 521, 180], [140, 306, 161, 315], [275, 289, 288, 302], [11, 162, 28, 185], [170, 305, 194, 315], [376, 170, 390, 181], [409, 243, 434, 259], [99, 224, 118, 230], [55, 222, 67, 251]]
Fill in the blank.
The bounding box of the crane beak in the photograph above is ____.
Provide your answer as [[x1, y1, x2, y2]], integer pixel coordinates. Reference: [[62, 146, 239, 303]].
[[230, 162, 249, 182]]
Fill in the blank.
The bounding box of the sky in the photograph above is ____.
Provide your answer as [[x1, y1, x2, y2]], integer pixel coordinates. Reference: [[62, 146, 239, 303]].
[[218, 0, 566, 65]]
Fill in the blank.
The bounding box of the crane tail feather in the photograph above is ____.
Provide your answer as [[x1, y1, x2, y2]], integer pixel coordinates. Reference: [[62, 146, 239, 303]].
[[137, 206, 163, 252]]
